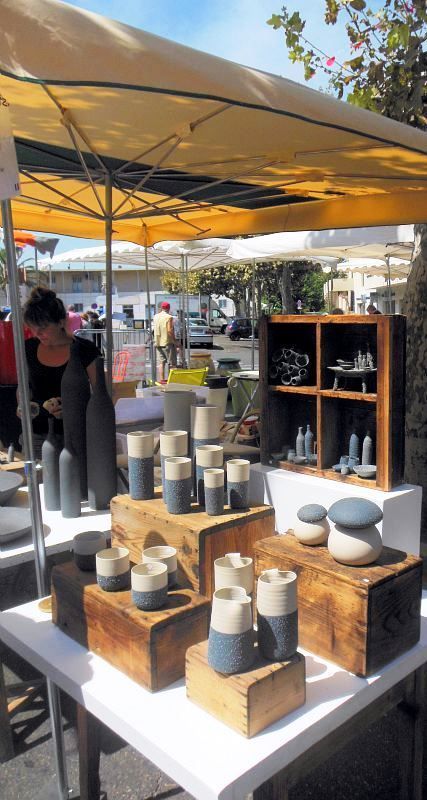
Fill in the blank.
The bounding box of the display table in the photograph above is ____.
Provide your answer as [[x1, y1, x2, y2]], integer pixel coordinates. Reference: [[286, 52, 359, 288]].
[[0, 595, 425, 799], [250, 463, 422, 555]]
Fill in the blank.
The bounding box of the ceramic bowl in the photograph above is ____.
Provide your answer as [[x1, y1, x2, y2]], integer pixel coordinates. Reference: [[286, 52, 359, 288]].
[[293, 456, 306, 465], [0, 472, 24, 505], [353, 465, 377, 479]]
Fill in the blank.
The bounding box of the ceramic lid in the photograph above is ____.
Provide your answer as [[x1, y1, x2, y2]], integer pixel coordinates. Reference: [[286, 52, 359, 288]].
[[328, 497, 383, 529], [297, 503, 327, 523]]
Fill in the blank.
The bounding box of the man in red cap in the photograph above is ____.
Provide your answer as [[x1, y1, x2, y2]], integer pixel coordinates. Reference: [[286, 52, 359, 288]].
[[153, 301, 177, 380]]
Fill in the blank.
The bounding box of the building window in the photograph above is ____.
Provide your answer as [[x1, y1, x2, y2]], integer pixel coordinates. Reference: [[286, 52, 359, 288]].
[[122, 305, 134, 319], [73, 303, 83, 312], [218, 298, 227, 309]]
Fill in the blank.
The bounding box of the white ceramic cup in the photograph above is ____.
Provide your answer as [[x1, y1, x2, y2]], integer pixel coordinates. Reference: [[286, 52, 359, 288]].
[[96, 546, 130, 577], [142, 545, 178, 575], [214, 552, 253, 594], [164, 456, 192, 481], [210, 586, 253, 634], [195, 444, 223, 468], [127, 431, 154, 458], [191, 404, 220, 440], [257, 569, 298, 617], [204, 468, 225, 489], [160, 430, 188, 457], [226, 458, 250, 483], [131, 562, 168, 592]]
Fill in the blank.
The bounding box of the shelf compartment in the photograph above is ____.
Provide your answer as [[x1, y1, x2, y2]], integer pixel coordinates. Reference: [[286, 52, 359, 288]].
[[319, 395, 376, 478], [261, 390, 318, 468], [266, 321, 317, 388], [320, 321, 378, 394]]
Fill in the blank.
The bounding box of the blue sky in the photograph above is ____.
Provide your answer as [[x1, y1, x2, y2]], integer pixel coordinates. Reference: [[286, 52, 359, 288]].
[[28, 0, 351, 257]]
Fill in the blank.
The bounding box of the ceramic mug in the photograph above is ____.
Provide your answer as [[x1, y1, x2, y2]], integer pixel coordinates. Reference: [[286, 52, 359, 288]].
[[131, 562, 168, 610], [142, 545, 178, 588], [96, 546, 130, 592], [73, 530, 108, 571]]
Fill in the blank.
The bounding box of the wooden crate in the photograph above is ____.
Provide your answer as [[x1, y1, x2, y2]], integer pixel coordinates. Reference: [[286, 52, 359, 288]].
[[186, 640, 305, 737], [254, 534, 422, 677], [111, 492, 275, 599], [51, 561, 210, 691], [259, 314, 406, 490]]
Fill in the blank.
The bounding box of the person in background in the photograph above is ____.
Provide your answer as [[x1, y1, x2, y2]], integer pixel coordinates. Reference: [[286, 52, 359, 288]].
[[331, 307, 344, 314], [367, 304, 382, 315], [21, 287, 100, 458], [153, 301, 177, 381], [66, 304, 82, 334]]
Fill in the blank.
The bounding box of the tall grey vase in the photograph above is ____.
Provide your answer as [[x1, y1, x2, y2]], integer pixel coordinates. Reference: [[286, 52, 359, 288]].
[[42, 417, 61, 511], [61, 340, 90, 500], [59, 439, 81, 518], [362, 432, 373, 465], [296, 427, 305, 457], [304, 424, 314, 459], [86, 357, 117, 510]]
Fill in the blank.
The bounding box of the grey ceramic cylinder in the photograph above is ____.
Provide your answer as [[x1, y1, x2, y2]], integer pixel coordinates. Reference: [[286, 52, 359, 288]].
[[42, 417, 61, 511], [164, 457, 192, 514], [59, 442, 81, 518], [163, 390, 196, 433], [86, 357, 117, 510], [61, 340, 91, 501], [226, 459, 250, 510], [204, 469, 224, 516], [257, 569, 298, 661]]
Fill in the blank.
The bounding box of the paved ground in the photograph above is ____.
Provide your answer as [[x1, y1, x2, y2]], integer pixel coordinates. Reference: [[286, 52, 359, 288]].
[[209, 333, 259, 371]]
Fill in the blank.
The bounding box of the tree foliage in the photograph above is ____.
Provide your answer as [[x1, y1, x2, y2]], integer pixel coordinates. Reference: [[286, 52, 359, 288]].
[[268, 1, 426, 127]]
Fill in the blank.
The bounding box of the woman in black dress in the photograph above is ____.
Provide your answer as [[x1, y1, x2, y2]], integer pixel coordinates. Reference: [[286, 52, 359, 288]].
[[22, 287, 100, 458]]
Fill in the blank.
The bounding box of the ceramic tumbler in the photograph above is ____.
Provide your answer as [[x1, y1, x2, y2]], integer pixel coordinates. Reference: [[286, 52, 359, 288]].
[[73, 530, 108, 571], [214, 552, 253, 594], [208, 586, 255, 674], [191, 405, 220, 480], [257, 569, 298, 661], [163, 390, 196, 433], [204, 469, 225, 516], [160, 430, 188, 502], [96, 546, 130, 592], [195, 444, 223, 505], [131, 562, 168, 610], [142, 545, 178, 588], [127, 431, 154, 501], [164, 457, 192, 515], [226, 459, 250, 509]]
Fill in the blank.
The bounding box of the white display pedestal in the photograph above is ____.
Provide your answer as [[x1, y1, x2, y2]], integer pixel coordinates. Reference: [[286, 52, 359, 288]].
[[250, 464, 422, 555]]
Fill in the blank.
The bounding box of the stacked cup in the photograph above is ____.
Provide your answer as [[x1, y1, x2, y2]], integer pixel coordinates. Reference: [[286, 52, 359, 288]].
[[160, 431, 188, 503], [195, 444, 223, 506], [127, 431, 154, 501]]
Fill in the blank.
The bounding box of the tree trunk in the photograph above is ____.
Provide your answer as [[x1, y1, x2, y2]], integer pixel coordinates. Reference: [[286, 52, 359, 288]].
[[402, 223, 427, 541], [278, 265, 292, 312]]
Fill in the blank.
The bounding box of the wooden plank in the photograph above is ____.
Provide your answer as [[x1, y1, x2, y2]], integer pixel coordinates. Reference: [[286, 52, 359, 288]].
[[268, 385, 318, 395], [319, 389, 377, 402]]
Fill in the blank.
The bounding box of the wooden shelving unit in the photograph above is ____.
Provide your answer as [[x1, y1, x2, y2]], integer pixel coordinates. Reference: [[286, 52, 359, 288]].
[[259, 314, 406, 491]]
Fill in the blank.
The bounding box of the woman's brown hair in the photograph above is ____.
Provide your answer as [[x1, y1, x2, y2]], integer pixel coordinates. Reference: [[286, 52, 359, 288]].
[[23, 287, 66, 328]]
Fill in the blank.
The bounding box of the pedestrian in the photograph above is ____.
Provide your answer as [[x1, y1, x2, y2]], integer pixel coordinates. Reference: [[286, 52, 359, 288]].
[[21, 287, 100, 458], [66, 303, 82, 334], [366, 304, 382, 315], [153, 301, 177, 381]]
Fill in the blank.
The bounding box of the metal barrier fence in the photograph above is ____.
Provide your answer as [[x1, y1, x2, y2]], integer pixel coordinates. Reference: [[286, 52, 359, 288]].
[[76, 328, 152, 382]]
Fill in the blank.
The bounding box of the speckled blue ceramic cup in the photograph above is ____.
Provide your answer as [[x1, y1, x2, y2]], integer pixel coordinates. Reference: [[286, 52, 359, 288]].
[[164, 457, 192, 515], [127, 432, 154, 501], [257, 569, 298, 661], [73, 530, 108, 571], [142, 545, 178, 588], [96, 546, 130, 592], [208, 586, 255, 674], [203, 468, 225, 516], [131, 562, 168, 610], [226, 459, 250, 509], [160, 431, 188, 504], [195, 445, 223, 506]]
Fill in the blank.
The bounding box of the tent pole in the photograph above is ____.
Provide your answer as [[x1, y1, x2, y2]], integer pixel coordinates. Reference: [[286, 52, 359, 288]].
[[386, 254, 392, 313], [144, 246, 156, 383], [105, 173, 113, 394], [180, 255, 186, 368], [1, 199, 70, 800], [251, 258, 256, 371], [185, 255, 191, 368]]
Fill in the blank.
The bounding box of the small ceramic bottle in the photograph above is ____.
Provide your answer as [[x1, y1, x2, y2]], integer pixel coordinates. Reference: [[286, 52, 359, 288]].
[[296, 427, 305, 458], [304, 424, 314, 460]]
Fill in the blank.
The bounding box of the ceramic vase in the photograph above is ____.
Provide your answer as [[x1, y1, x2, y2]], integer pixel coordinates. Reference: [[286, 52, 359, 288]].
[[73, 530, 107, 571], [327, 497, 383, 566], [59, 440, 81, 518], [296, 427, 305, 458], [208, 586, 254, 674], [191, 403, 220, 458], [257, 569, 298, 661], [164, 457, 192, 515], [159, 430, 187, 502], [163, 390, 196, 433], [131, 562, 168, 610], [214, 552, 253, 594], [226, 459, 250, 509], [304, 424, 314, 460], [86, 357, 117, 510], [96, 546, 130, 591], [293, 503, 329, 546], [206, 387, 228, 422], [127, 431, 154, 501], [204, 469, 225, 516], [142, 545, 178, 588], [42, 417, 61, 511], [195, 444, 223, 506], [60, 340, 91, 500], [362, 432, 373, 465], [349, 432, 360, 461]]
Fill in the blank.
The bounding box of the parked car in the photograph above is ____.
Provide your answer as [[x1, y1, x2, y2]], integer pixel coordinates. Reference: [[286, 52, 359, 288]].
[[188, 319, 214, 348], [225, 317, 258, 341]]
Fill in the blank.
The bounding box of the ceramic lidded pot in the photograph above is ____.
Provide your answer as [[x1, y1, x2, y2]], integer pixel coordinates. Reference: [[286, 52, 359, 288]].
[[73, 530, 108, 571], [226, 459, 250, 509], [163, 390, 196, 433], [127, 431, 154, 501], [160, 431, 188, 501], [327, 497, 383, 566], [204, 469, 225, 516], [164, 457, 192, 515], [293, 504, 329, 546], [96, 546, 130, 591], [142, 545, 178, 588], [257, 569, 298, 661], [131, 562, 168, 610], [208, 586, 254, 674], [195, 444, 223, 506], [214, 552, 253, 595]]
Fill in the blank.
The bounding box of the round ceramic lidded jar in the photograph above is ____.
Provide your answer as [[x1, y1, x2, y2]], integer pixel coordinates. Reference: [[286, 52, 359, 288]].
[[204, 469, 225, 516], [164, 457, 192, 515], [293, 504, 329, 546], [327, 497, 383, 566], [160, 431, 188, 500], [257, 569, 298, 661], [214, 552, 253, 595], [195, 444, 223, 506], [131, 563, 168, 611], [73, 531, 108, 571], [127, 431, 154, 501], [208, 586, 255, 674], [142, 545, 178, 588], [96, 546, 130, 592], [226, 459, 250, 509]]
